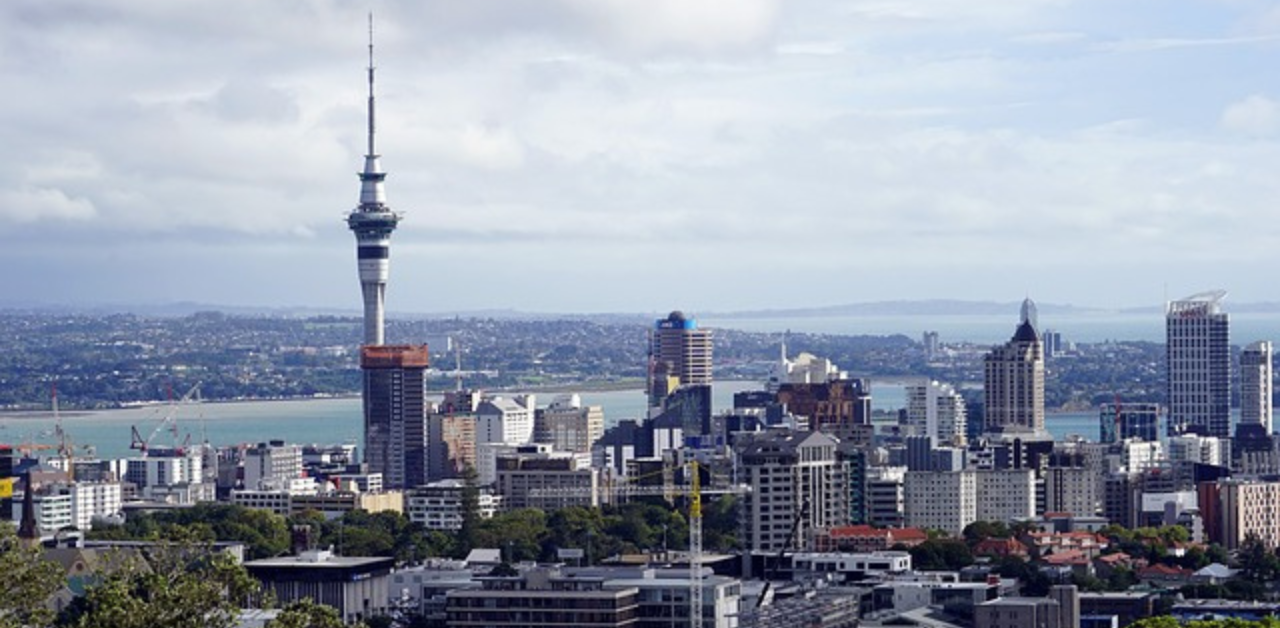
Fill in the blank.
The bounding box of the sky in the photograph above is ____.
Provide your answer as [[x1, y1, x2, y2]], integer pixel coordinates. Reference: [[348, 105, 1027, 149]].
[[1, 0, 1278, 314]]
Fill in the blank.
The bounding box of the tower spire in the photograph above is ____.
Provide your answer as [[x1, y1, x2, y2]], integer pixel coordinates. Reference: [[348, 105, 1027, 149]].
[[367, 12, 376, 157]]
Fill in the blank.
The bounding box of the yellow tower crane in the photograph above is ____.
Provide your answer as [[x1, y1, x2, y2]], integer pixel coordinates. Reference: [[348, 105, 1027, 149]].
[[531, 459, 748, 628]]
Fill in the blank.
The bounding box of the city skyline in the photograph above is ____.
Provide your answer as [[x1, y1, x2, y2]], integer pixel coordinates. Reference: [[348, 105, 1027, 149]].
[[2, 2, 1279, 313]]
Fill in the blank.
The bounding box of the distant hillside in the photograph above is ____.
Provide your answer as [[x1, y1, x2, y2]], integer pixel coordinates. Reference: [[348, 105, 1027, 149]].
[[703, 300, 1106, 319]]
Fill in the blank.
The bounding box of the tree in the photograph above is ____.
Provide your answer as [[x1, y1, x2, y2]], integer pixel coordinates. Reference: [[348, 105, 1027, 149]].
[[457, 464, 481, 556], [963, 521, 1010, 545], [908, 538, 973, 571], [266, 599, 352, 628], [0, 523, 64, 628], [60, 544, 262, 628], [1237, 534, 1280, 582]]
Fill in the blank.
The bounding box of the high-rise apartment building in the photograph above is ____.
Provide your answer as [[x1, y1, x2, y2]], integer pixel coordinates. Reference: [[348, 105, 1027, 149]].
[[905, 379, 968, 446], [1219, 478, 1280, 550], [983, 299, 1046, 436], [1241, 341, 1273, 434], [361, 345, 429, 489], [648, 311, 713, 408], [904, 470, 976, 536], [1166, 291, 1230, 438], [737, 431, 849, 552]]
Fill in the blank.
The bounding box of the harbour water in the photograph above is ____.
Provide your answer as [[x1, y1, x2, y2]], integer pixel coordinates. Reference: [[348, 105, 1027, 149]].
[[0, 380, 1100, 461]]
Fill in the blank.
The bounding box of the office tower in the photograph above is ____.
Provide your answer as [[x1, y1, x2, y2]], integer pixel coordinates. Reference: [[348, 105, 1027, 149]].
[[647, 311, 713, 408], [361, 345, 429, 489], [1166, 291, 1230, 438], [1241, 341, 1273, 434], [905, 379, 968, 446], [737, 431, 849, 552], [983, 298, 1046, 436], [776, 379, 872, 443], [534, 394, 605, 454], [866, 466, 906, 528], [347, 22, 401, 346], [1099, 402, 1160, 443]]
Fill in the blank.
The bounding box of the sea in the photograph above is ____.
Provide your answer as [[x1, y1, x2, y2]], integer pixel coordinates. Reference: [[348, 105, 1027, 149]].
[[0, 380, 1101, 461]]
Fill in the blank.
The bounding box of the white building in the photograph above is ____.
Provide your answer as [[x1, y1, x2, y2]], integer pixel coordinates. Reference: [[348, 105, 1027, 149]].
[[737, 431, 850, 552], [1168, 434, 1227, 467], [476, 395, 536, 446], [905, 380, 968, 446], [406, 480, 500, 531], [1241, 341, 1274, 434], [904, 470, 976, 536], [243, 441, 303, 490], [976, 469, 1036, 524], [1166, 291, 1231, 438], [12, 480, 122, 533], [124, 452, 213, 504], [1115, 439, 1164, 473], [791, 552, 912, 579], [866, 466, 907, 528], [767, 346, 847, 393]]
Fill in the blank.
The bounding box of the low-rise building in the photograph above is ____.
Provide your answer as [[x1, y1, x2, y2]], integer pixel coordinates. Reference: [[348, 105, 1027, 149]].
[[245, 549, 394, 625], [445, 567, 640, 628], [405, 480, 500, 530]]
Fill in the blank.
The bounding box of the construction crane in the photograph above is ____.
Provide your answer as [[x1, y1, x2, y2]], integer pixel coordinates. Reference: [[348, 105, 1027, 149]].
[[756, 499, 808, 608], [131, 382, 202, 454], [532, 459, 748, 628]]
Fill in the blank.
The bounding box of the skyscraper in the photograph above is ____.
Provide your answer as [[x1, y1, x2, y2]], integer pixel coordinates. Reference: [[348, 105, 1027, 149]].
[[347, 18, 400, 346], [348, 22, 428, 489], [647, 311, 713, 408], [905, 379, 968, 446], [983, 298, 1046, 436], [1166, 291, 1230, 438], [361, 345, 429, 489], [1241, 341, 1273, 434]]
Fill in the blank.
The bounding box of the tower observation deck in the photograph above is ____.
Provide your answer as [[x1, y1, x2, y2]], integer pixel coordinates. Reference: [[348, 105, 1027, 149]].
[[347, 15, 400, 346]]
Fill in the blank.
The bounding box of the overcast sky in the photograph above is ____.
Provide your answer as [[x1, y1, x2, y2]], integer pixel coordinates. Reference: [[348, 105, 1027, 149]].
[[1, 1, 1278, 314]]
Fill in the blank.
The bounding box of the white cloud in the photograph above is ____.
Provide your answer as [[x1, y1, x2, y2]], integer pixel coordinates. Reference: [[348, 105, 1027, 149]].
[[1221, 94, 1279, 136], [0, 186, 96, 223]]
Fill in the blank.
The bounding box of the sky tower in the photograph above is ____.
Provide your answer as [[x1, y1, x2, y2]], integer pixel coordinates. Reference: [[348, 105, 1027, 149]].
[[347, 15, 400, 346]]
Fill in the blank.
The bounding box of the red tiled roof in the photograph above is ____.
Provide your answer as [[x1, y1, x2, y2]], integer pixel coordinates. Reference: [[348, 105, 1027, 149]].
[[1096, 553, 1132, 564], [888, 528, 928, 543], [1042, 550, 1089, 565], [829, 525, 883, 538], [1139, 563, 1191, 577]]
